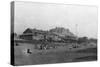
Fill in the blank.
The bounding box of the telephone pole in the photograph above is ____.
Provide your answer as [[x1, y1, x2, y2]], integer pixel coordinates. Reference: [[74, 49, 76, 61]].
[[75, 24, 78, 37]]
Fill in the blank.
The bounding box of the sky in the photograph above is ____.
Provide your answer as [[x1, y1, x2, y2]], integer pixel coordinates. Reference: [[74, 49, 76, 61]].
[[14, 1, 98, 38]]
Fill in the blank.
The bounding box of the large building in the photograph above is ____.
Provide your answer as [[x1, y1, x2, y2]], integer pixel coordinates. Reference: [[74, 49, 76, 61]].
[[19, 27, 77, 42]]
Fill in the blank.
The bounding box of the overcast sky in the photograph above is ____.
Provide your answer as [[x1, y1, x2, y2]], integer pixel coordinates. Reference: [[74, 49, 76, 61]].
[[14, 1, 98, 38]]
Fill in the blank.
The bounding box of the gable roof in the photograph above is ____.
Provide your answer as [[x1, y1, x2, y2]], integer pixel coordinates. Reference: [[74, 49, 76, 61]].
[[23, 28, 45, 34]]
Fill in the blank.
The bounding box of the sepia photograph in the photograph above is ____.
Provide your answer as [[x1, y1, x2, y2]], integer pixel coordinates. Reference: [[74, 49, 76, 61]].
[[11, 1, 98, 66]]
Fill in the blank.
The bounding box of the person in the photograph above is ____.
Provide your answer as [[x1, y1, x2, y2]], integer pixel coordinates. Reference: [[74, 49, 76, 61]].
[[27, 49, 32, 54], [16, 43, 19, 46]]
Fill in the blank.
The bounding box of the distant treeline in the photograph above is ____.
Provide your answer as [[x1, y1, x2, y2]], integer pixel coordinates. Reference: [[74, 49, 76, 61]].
[[77, 37, 97, 44]]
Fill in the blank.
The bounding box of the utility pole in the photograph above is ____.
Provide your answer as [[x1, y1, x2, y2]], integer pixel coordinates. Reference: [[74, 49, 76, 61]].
[[75, 24, 78, 46], [75, 24, 78, 37]]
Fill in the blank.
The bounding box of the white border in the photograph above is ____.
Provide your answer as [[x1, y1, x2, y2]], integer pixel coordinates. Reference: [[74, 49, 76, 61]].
[[0, 0, 99, 67]]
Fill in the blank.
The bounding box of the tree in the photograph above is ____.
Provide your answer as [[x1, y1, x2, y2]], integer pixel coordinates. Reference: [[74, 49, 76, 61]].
[[77, 37, 88, 44]]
